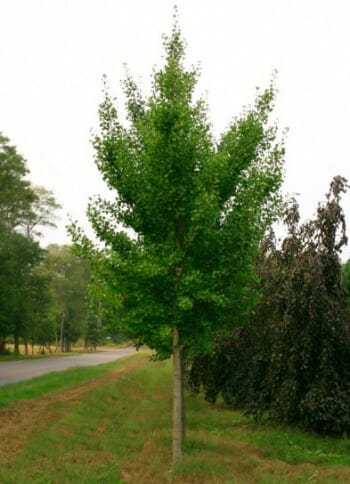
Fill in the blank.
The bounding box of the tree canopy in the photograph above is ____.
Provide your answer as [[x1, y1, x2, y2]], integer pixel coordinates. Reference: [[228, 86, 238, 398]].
[[71, 20, 285, 463], [0, 132, 65, 354], [0, 132, 36, 232], [189, 176, 350, 435]]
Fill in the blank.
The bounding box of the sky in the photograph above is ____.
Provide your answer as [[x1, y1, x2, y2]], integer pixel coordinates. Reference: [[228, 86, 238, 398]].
[[1, 0, 350, 257]]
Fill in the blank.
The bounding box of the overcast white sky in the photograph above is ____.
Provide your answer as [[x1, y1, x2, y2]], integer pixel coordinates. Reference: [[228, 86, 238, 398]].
[[1, 0, 350, 257]]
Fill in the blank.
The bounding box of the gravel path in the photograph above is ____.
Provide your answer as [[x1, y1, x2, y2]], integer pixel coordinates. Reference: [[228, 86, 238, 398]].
[[0, 347, 136, 386]]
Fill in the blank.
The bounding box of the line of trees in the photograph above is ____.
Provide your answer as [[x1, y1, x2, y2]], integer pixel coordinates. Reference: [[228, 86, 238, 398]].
[[0, 133, 101, 354]]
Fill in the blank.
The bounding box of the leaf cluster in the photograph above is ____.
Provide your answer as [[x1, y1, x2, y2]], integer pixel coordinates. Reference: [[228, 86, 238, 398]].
[[72, 25, 285, 357]]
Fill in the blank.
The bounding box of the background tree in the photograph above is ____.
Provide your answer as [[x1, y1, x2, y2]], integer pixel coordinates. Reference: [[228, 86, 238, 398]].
[[0, 132, 61, 353], [189, 176, 350, 434], [268, 176, 350, 433], [46, 245, 90, 352], [25, 262, 55, 354], [71, 20, 284, 463], [0, 230, 44, 353], [0, 133, 39, 352], [25, 185, 61, 239], [0, 132, 36, 231]]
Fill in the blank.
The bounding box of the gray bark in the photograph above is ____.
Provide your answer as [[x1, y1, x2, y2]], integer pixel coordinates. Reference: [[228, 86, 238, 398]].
[[172, 325, 183, 465]]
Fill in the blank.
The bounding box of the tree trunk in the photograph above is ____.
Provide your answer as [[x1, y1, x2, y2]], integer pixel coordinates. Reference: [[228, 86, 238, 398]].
[[172, 325, 184, 465], [181, 349, 186, 439], [0, 337, 6, 353], [14, 334, 19, 355], [64, 337, 70, 353], [55, 331, 58, 352], [60, 315, 64, 352]]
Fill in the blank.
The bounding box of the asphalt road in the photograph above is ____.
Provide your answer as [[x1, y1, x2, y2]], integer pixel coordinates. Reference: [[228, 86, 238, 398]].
[[0, 347, 136, 387]]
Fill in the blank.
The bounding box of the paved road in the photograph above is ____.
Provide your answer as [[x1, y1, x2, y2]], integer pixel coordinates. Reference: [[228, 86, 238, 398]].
[[0, 347, 136, 386]]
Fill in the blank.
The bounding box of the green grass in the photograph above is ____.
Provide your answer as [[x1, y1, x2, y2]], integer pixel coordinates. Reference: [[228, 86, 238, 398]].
[[246, 422, 350, 466], [185, 398, 350, 467], [0, 357, 349, 483], [0, 352, 144, 409]]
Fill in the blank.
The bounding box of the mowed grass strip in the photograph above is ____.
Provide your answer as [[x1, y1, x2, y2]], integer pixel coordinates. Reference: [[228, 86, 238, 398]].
[[0, 357, 349, 483]]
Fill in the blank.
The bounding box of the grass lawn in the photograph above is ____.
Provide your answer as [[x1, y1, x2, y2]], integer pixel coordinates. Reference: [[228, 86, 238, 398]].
[[0, 353, 349, 483]]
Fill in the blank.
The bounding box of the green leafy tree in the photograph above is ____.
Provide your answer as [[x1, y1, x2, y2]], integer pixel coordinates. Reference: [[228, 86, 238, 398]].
[[24, 261, 55, 354], [0, 230, 44, 353], [0, 133, 61, 353], [71, 20, 284, 462], [0, 133, 39, 352], [0, 132, 36, 232], [25, 185, 61, 239], [46, 245, 90, 352], [0, 133, 61, 238]]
